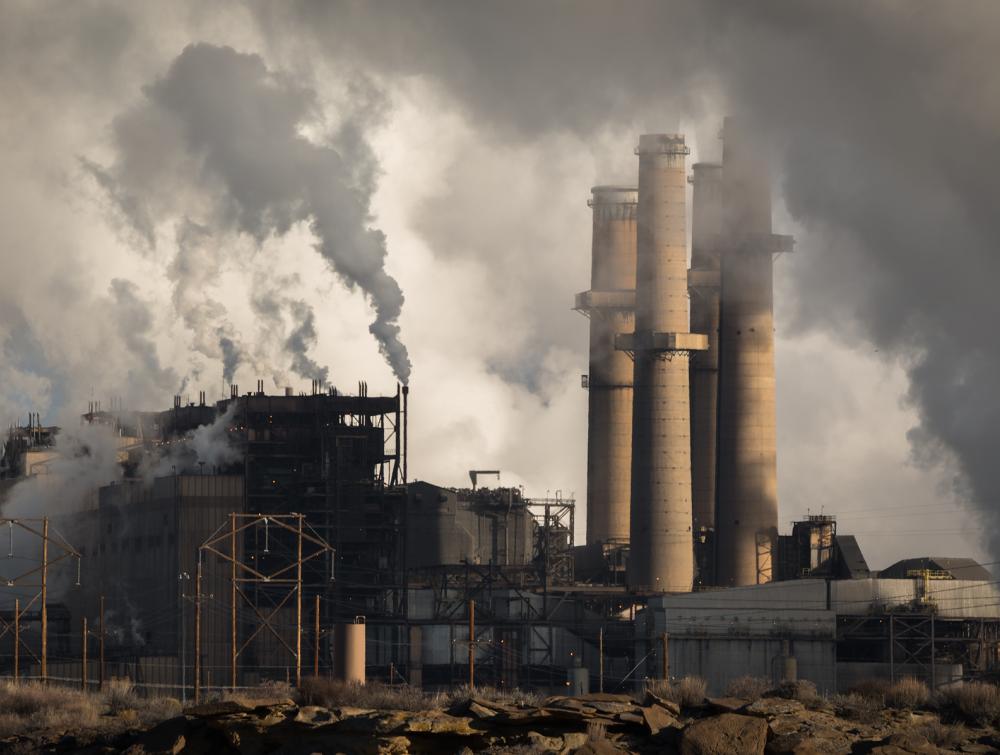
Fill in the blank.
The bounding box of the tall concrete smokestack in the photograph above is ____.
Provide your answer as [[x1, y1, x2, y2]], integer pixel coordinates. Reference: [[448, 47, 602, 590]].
[[577, 186, 638, 546], [618, 134, 706, 592], [688, 163, 724, 539], [714, 119, 793, 587]]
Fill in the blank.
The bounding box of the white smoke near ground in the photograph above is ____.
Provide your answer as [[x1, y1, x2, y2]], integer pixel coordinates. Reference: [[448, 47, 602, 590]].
[[1, 423, 123, 518], [87, 42, 410, 384]]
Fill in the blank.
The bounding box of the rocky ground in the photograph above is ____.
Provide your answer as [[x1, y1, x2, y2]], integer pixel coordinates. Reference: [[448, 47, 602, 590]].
[[2, 687, 1000, 754]]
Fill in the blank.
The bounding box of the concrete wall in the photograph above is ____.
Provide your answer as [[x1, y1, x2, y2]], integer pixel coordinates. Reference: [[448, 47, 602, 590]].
[[666, 636, 837, 695]]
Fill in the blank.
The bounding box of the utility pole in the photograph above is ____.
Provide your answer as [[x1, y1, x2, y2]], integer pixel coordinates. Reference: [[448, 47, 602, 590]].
[[230, 513, 237, 691], [13, 598, 18, 683], [194, 560, 202, 704], [41, 517, 48, 683], [468, 599, 475, 689], [81, 617, 88, 691], [98, 596, 105, 691], [314, 594, 320, 678], [661, 632, 669, 681], [598, 627, 604, 693], [296, 515, 303, 689], [179, 572, 188, 703]]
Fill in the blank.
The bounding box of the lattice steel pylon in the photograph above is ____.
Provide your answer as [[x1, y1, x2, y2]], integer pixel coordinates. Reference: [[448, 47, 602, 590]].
[[0, 518, 80, 682], [199, 513, 334, 690]]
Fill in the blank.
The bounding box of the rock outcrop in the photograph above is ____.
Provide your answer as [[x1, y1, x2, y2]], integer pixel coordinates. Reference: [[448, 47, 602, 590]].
[[0, 691, 996, 754]]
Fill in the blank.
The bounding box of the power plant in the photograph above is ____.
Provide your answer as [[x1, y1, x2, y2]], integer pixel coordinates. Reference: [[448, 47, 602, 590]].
[[0, 120, 999, 698]]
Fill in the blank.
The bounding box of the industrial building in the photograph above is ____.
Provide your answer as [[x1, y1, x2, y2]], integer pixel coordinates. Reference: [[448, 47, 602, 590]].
[[0, 119, 995, 697]]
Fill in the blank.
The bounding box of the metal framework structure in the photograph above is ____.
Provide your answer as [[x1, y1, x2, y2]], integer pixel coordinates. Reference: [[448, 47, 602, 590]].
[[198, 513, 334, 692], [837, 613, 1000, 687], [0, 518, 80, 681], [527, 496, 575, 587]]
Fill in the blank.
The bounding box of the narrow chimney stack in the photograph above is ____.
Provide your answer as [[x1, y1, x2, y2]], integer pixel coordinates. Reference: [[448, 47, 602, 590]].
[[688, 163, 724, 539], [577, 186, 638, 546], [714, 118, 793, 587], [619, 134, 706, 593]]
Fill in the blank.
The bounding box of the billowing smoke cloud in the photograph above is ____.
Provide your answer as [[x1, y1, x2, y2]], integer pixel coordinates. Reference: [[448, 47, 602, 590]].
[[285, 299, 329, 385], [1, 1, 997, 562], [139, 402, 241, 481], [89, 42, 411, 384], [250, 277, 330, 386], [109, 278, 181, 396], [254, 1, 1000, 556], [2, 422, 123, 518]]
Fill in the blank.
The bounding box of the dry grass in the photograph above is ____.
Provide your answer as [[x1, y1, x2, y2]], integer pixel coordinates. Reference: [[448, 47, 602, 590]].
[[209, 679, 296, 708], [725, 676, 772, 701], [0, 682, 100, 737], [586, 719, 607, 741], [0, 680, 184, 740], [829, 692, 884, 724], [935, 682, 1000, 725], [847, 678, 891, 704], [645, 676, 707, 708], [104, 677, 138, 714], [299, 678, 437, 711], [914, 719, 969, 748], [298, 677, 541, 713], [450, 684, 541, 708], [771, 679, 820, 705], [884, 677, 930, 710]]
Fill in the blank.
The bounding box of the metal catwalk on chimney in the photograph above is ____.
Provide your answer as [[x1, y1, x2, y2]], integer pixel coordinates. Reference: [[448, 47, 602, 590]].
[[714, 119, 794, 587], [617, 134, 706, 592], [575, 186, 638, 546], [688, 163, 724, 540]]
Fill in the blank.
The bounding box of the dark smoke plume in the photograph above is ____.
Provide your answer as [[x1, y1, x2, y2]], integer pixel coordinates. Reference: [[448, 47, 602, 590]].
[[260, 0, 1000, 554], [89, 42, 411, 383]]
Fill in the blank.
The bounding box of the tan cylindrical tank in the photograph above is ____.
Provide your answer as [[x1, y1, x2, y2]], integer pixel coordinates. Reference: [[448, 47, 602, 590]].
[[689, 163, 724, 535], [625, 134, 705, 593], [585, 186, 638, 546], [715, 118, 789, 587], [332, 618, 366, 684]]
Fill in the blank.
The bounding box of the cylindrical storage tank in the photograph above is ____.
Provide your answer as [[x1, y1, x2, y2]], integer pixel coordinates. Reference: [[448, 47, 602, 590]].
[[688, 163, 724, 536], [715, 118, 782, 587], [781, 655, 798, 683], [627, 134, 701, 593], [332, 618, 366, 684], [585, 186, 638, 546], [568, 664, 590, 696]]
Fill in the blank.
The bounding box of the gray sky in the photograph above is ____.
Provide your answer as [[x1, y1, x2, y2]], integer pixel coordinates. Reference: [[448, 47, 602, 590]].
[[0, 0, 995, 570]]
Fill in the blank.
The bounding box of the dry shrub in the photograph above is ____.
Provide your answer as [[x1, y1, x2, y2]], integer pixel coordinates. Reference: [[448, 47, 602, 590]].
[[771, 679, 820, 705], [645, 676, 707, 708], [299, 678, 541, 713], [935, 682, 1000, 726], [136, 696, 182, 727], [0, 682, 100, 736], [829, 693, 884, 724], [299, 678, 438, 712], [104, 677, 138, 714], [914, 719, 969, 748], [884, 677, 930, 709], [586, 719, 607, 741], [217, 680, 295, 708], [726, 676, 772, 701], [847, 678, 891, 703], [445, 684, 541, 708]]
